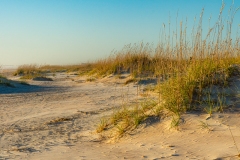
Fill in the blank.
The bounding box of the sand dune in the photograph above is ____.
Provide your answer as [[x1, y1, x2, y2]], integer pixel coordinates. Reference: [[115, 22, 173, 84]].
[[1, 71, 240, 160]]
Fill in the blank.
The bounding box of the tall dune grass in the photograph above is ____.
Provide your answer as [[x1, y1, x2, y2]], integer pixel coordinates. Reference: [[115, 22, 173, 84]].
[[13, 2, 240, 136], [96, 3, 240, 136]]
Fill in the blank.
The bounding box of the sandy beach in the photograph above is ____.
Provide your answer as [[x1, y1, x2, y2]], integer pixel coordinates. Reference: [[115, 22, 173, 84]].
[[1, 0, 239, 159], [1, 70, 240, 160]]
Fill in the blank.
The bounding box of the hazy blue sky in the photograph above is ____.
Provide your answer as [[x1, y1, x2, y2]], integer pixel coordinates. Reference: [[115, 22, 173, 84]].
[[0, 0, 239, 66]]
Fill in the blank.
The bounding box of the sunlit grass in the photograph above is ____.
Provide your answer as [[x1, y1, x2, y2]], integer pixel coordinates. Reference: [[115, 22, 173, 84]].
[[12, 3, 240, 139], [95, 3, 240, 138]]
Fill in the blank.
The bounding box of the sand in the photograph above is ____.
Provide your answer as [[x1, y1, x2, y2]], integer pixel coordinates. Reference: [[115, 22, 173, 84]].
[[1, 70, 240, 160]]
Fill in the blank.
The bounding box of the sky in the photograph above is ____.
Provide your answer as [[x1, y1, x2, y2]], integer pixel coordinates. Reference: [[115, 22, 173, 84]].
[[0, 0, 239, 66]]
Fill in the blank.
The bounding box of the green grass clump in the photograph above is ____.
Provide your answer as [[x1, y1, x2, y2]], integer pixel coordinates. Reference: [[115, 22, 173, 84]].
[[96, 99, 159, 137], [96, 118, 108, 133], [159, 57, 235, 117]]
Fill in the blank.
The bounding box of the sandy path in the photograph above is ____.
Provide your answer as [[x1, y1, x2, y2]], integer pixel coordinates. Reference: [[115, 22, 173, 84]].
[[0, 73, 142, 159], [1, 72, 240, 160]]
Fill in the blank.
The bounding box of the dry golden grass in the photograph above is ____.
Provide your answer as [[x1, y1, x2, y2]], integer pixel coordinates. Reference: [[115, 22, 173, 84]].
[[14, 63, 94, 79], [13, 3, 240, 138], [39, 64, 93, 73], [95, 3, 240, 137]]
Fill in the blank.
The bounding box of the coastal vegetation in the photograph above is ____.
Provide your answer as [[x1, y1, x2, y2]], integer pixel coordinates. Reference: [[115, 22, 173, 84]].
[[95, 4, 240, 137], [14, 3, 240, 138]]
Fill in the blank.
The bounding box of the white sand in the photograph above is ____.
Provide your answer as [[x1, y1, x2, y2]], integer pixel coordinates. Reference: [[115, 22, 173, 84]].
[[1, 71, 240, 160]]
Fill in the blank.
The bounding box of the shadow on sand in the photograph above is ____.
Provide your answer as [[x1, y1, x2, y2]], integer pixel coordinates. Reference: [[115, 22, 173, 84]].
[[0, 80, 66, 94]]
